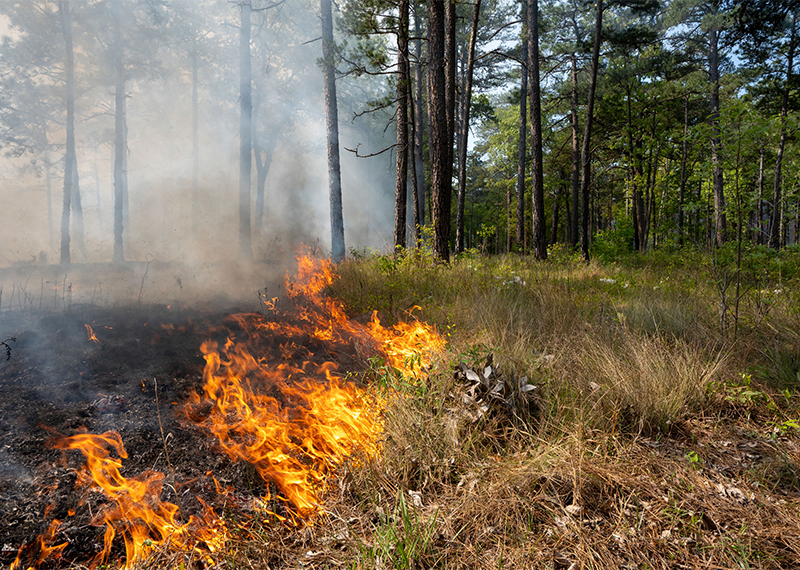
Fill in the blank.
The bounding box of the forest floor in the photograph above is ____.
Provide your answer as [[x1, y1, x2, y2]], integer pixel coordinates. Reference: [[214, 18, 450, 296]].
[[2, 247, 800, 569]]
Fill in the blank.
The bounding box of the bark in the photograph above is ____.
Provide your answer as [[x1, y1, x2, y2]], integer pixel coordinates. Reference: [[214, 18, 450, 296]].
[[550, 182, 561, 246], [410, 92, 421, 244], [770, 13, 796, 249], [191, 38, 199, 236], [322, 0, 345, 261], [71, 154, 86, 261], [59, 0, 74, 265], [579, 0, 602, 261], [677, 93, 688, 247], [709, 23, 726, 246], [44, 137, 53, 250], [516, 0, 527, 248], [756, 149, 764, 244], [253, 76, 277, 230], [412, 0, 425, 231], [394, 0, 410, 251], [570, 53, 580, 248], [455, 0, 482, 254], [112, 0, 125, 263], [429, 0, 450, 261], [528, 0, 546, 260], [238, 2, 253, 259]]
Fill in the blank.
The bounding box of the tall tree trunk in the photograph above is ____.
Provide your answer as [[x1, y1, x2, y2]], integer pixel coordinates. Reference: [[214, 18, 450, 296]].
[[238, 2, 253, 259], [756, 149, 764, 244], [412, 0, 425, 231], [678, 93, 689, 247], [770, 13, 796, 249], [550, 181, 561, 246], [121, 89, 129, 248], [112, 0, 124, 262], [321, 0, 345, 261], [71, 154, 86, 261], [516, 0, 527, 248], [570, 53, 580, 248], [44, 135, 54, 251], [410, 93, 421, 244], [580, 0, 602, 261], [455, 0, 482, 254], [709, 22, 726, 246], [429, 0, 450, 261], [528, 0, 546, 260], [59, 0, 74, 265], [394, 0, 410, 251], [191, 38, 199, 236]]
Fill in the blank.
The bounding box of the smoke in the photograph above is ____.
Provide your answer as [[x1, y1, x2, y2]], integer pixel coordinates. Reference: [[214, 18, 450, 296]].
[[0, 0, 397, 304]]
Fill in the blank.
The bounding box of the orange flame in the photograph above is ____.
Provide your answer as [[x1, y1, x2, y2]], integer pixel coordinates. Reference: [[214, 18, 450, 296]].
[[11, 519, 67, 570], [21, 249, 445, 568], [188, 339, 383, 520], [85, 324, 100, 345], [51, 431, 226, 568]]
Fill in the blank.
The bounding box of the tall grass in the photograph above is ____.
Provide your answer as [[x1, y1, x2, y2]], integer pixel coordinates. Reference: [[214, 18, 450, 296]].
[[320, 249, 800, 569]]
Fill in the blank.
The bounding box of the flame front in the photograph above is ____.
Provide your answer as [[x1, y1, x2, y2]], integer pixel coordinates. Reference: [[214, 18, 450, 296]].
[[20, 250, 444, 568], [190, 339, 382, 520], [49, 432, 226, 568]]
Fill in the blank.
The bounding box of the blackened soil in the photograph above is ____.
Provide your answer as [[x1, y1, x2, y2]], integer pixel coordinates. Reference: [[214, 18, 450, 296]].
[[0, 303, 373, 568]]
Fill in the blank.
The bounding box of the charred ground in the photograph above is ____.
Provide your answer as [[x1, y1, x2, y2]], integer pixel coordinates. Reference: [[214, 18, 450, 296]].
[[0, 297, 375, 567]]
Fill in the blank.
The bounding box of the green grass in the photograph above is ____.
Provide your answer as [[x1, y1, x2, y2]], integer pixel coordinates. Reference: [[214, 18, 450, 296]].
[[119, 247, 800, 569], [317, 247, 800, 570]]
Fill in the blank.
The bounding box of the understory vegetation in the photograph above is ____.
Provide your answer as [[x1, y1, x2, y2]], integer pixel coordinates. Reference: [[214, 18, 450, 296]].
[[123, 246, 800, 570], [311, 246, 800, 569]]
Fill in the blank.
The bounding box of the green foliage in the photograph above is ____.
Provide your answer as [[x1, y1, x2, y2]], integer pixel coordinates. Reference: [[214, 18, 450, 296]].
[[591, 215, 635, 263]]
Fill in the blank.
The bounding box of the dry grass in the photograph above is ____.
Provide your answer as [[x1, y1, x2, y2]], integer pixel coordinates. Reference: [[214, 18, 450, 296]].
[[125, 250, 800, 570]]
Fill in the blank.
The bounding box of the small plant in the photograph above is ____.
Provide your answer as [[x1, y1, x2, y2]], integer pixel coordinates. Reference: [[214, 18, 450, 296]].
[[685, 450, 703, 469], [358, 492, 440, 570], [713, 373, 765, 406]]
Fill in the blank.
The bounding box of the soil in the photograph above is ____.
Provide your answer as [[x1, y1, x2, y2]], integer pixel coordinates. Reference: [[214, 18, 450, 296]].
[[0, 291, 374, 568]]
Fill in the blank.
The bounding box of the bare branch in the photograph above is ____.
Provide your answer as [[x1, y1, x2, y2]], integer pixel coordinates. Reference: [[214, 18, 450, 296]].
[[344, 142, 397, 158]]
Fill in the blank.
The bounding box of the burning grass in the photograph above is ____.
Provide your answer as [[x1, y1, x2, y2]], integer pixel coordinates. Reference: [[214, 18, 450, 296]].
[[318, 248, 800, 569], [6, 247, 800, 569]]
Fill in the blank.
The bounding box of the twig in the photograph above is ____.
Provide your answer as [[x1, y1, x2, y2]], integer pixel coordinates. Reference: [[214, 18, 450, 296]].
[[344, 142, 398, 158], [1, 337, 16, 361], [154, 377, 172, 472], [138, 257, 152, 309]]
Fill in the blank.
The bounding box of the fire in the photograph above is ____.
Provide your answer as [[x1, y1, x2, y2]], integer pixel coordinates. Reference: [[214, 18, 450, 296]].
[[50, 431, 226, 568], [20, 250, 444, 568], [188, 339, 383, 520], [85, 324, 100, 344], [11, 519, 67, 570]]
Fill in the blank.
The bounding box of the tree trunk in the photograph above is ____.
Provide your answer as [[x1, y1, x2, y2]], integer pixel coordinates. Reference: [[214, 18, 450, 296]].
[[770, 13, 796, 249], [455, 0, 481, 254], [112, 0, 124, 263], [570, 52, 580, 248], [550, 181, 561, 246], [71, 154, 86, 261], [59, 0, 74, 266], [709, 23, 726, 246], [678, 93, 689, 247], [412, 0, 425, 232], [410, 93, 421, 244], [191, 38, 199, 236], [394, 0, 410, 251], [238, 2, 253, 259], [756, 149, 764, 244], [321, 0, 345, 261], [429, 0, 450, 261], [44, 134, 54, 251], [580, 0, 602, 261], [516, 0, 527, 248], [528, 0, 546, 260]]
